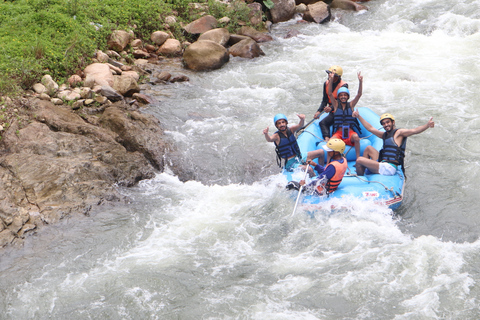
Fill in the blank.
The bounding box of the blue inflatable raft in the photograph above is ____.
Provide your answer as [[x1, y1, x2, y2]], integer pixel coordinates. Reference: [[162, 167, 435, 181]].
[[285, 107, 405, 211]]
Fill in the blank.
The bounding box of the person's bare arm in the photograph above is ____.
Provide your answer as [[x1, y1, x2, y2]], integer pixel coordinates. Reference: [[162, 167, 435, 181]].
[[396, 117, 435, 138], [352, 109, 384, 139], [289, 114, 306, 133], [350, 71, 363, 109], [263, 127, 279, 143], [327, 72, 338, 112]]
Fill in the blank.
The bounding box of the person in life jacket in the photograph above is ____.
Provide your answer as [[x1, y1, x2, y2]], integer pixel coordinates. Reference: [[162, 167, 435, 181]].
[[328, 70, 363, 160], [313, 65, 349, 141], [289, 139, 348, 195], [263, 113, 324, 173], [352, 111, 435, 176]]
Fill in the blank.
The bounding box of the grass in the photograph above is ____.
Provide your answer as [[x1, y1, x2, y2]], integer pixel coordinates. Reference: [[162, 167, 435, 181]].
[[0, 0, 260, 97]]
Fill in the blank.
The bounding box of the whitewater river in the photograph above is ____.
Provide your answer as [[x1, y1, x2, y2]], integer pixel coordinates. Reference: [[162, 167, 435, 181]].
[[2, 0, 480, 318]]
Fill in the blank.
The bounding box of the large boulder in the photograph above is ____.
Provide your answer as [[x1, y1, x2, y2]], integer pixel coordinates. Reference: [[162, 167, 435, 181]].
[[84, 63, 114, 87], [303, 1, 331, 23], [331, 0, 368, 11], [229, 38, 265, 59], [183, 15, 218, 35], [238, 26, 273, 43], [0, 98, 167, 244], [198, 28, 230, 47], [107, 30, 132, 52], [183, 40, 229, 71], [270, 0, 296, 23]]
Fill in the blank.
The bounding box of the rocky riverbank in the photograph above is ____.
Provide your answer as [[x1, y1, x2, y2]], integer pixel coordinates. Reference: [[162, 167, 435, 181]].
[[0, 0, 370, 248]]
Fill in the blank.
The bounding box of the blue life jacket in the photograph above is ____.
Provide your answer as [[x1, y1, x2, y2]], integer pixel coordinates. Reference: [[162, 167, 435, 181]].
[[379, 129, 407, 173], [332, 102, 362, 134], [275, 128, 302, 168]]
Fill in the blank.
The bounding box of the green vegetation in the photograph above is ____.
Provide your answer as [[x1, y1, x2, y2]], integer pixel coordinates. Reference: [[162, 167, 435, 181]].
[[0, 0, 260, 97]]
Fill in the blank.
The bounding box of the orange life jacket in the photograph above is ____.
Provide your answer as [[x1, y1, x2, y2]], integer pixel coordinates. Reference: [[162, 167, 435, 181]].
[[325, 157, 348, 193], [327, 79, 347, 105]]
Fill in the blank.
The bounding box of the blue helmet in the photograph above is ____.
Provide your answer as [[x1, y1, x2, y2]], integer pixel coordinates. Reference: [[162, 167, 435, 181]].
[[274, 113, 288, 125], [337, 87, 350, 98]]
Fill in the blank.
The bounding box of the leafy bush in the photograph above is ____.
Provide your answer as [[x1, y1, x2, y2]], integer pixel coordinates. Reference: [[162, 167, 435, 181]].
[[0, 0, 258, 97]]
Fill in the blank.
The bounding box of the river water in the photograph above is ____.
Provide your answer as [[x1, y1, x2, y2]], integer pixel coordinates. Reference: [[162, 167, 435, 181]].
[[2, 0, 480, 319]]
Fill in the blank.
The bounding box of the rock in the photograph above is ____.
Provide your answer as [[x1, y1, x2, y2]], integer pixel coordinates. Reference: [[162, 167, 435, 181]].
[[165, 15, 177, 25], [107, 58, 124, 69], [84, 74, 95, 88], [229, 38, 265, 59], [113, 75, 140, 97], [183, 40, 230, 71], [296, 3, 308, 13], [198, 28, 230, 47], [270, 0, 296, 23], [0, 230, 15, 248], [122, 71, 140, 82], [39, 93, 51, 101], [248, 2, 263, 26], [107, 30, 131, 52], [101, 85, 124, 101], [51, 98, 64, 105], [18, 223, 36, 238], [151, 31, 170, 46], [107, 63, 123, 75], [95, 96, 108, 104], [132, 93, 155, 104], [285, 29, 301, 38], [84, 63, 114, 87], [304, 1, 331, 23], [331, 0, 368, 11], [99, 106, 166, 170], [170, 75, 189, 83], [0, 99, 164, 228], [228, 34, 252, 46], [41, 75, 59, 94], [57, 90, 81, 101], [132, 49, 150, 59], [218, 16, 230, 25], [72, 100, 84, 110], [96, 50, 109, 63], [238, 26, 273, 43], [33, 83, 47, 94], [84, 99, 95, 106], [156, 71, 172, 82], [134, 59, 149, 66], [68, 75, 82, 87], [130, 39, 142, 48], [183, 15, 218, 35], [157, 39, 183, 56], [145, 44, 156, 52], [80, 87, 94, 99]]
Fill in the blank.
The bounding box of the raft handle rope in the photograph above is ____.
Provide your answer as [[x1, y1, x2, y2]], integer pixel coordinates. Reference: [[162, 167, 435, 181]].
[[345, 169, 401, 198]]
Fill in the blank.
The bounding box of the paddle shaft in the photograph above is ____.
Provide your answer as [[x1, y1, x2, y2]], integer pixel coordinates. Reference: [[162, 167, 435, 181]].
[[291, 164, 310, 217]]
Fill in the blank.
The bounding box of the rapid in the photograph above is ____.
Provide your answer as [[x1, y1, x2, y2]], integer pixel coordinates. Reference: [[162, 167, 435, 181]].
[[2, 0, 480, 318]]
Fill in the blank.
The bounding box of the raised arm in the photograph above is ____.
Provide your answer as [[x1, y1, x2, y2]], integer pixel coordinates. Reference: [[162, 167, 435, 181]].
[[397, 117, 435, 138], [289, 114, 306, 133], [352, 109, 384, 139], [349, 71, 363, 109], [263, 126, 280, 143], [327, 72, 338, 111]]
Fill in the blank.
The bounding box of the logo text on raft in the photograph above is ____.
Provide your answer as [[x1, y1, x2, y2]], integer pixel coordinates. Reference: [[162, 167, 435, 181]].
[[362, 191, 379, 198]]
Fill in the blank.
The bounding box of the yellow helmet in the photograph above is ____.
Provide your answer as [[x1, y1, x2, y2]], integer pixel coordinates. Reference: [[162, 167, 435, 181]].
[[323, 138, 346, 153], [380, 113, 395, 122], [327, 65, 343, 77]]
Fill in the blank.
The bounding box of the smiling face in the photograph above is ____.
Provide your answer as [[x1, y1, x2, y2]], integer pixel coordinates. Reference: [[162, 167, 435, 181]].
[[380, 118, 394, 132], [338, 92, 349, 103], [275, 119, 288, 131]]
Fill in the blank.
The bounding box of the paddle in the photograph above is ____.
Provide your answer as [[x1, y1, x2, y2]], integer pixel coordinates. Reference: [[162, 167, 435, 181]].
[[291, 163, 310, 217]]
